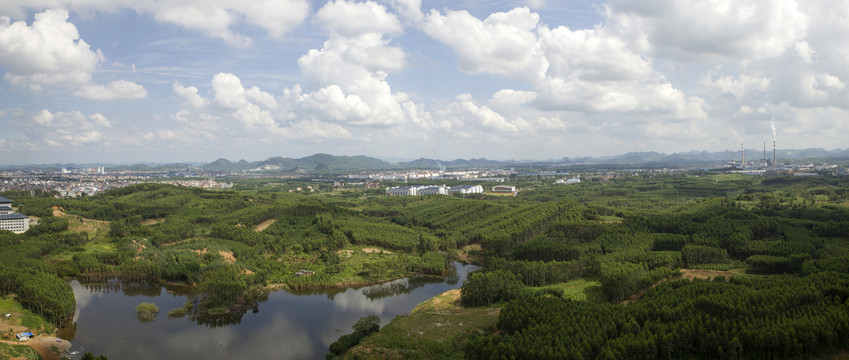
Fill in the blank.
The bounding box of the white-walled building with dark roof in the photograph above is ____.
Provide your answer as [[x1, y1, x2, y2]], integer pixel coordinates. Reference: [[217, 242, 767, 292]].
[[0, 196, 29, 234]]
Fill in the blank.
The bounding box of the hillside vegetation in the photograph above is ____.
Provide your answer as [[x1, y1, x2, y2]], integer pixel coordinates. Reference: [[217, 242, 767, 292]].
[[4, 173, 849, 359]]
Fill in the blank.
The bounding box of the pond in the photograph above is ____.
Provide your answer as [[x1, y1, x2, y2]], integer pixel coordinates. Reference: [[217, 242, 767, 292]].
[[59, 262, 477, 359]]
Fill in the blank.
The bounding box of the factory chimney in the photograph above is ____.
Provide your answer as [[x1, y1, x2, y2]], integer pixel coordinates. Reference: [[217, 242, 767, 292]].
[[773, 140, 776, 167], [741, 141, 745, 164]]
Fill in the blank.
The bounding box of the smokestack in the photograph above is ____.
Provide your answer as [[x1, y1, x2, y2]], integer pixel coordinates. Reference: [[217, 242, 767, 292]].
[[741, 141, 745, 164], [763, 142, 766, 164], [773, 140, 776, 167]]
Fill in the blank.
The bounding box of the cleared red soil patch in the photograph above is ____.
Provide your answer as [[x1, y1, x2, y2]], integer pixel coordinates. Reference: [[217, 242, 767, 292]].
[[254, 219, 276, 232]]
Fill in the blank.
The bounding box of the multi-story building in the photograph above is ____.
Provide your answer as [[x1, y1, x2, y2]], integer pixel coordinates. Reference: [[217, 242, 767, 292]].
[[386, 184, 484, 196], [446, 185, 484, 195], [0, 196, 30, 234]]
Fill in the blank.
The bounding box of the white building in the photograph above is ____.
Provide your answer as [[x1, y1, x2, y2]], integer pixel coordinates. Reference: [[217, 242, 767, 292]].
[[555, 178, 581, 184], [0, 196, 30, 234], [417, 186, 447, 196], [492, 185, 517, 193], [446, 185, 484, 195], [386, 184, 484, 196], [386, 186, 419, 196]]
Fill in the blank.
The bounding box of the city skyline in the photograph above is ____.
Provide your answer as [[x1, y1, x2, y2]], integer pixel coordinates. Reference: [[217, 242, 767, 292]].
[[2, 0, 848, 165]]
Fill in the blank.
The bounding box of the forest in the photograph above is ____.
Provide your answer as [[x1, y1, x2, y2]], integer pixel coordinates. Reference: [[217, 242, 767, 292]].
[[3, 172, 849, 359]]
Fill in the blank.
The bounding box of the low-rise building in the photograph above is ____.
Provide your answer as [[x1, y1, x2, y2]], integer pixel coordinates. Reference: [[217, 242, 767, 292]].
[[492, 185, 517, 193]]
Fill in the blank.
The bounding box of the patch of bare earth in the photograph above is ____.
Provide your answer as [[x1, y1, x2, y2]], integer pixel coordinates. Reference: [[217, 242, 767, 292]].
[[132, 240, 147, 255], [455, 244, 481, 263], [219, 251, 236, 264], [337, 249, 354, 258], [141, 218, 166, 226], [362, 247, 392, 254], [254, 219, 276, 232], [51, 206, 110, 233], [680, 268, 745, 281]]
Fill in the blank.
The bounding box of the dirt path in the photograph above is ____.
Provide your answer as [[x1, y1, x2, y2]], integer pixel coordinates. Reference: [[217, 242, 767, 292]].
[[254, 219, 276, 232]]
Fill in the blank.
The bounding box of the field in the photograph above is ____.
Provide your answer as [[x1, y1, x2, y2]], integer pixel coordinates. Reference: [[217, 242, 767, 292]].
[[345, 289, 500, 360]]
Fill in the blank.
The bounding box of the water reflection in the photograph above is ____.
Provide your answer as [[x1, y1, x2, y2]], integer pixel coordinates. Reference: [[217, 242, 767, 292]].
[[60, 262, 478, 359], [362, 276, 444, 300]]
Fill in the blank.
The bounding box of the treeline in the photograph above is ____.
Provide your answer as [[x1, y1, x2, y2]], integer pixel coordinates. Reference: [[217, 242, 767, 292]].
[[466, 272, 849, 359], [0, 216, 76, 325]]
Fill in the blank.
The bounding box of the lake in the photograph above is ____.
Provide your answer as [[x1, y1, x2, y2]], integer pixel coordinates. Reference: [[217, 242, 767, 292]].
[[59, 262, 477, 359]]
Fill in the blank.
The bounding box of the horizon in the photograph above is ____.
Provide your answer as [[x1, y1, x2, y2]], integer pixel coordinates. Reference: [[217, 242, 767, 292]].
[[1, 146, 845, 167], [2, 1, 849, 164]]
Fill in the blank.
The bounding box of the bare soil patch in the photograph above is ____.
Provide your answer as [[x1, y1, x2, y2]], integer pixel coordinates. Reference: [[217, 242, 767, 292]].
[[337, 249, 354, 258], [455, 244, 481, 263], [132, 240, 147, 255], [254, 219, 276, 232], [141, 218, 166, 226], [680, 268, 745, 281], [219, 251, 237, 264], [51, 206, 110, 233], [362, 247, 392, 254]]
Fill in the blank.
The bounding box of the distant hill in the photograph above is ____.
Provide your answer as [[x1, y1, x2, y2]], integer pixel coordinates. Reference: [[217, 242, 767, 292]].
[[2, 148, 848, 171]]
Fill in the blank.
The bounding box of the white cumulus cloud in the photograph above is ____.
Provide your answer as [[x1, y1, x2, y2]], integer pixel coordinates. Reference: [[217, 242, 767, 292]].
[[0, 8, 104, 90], [0, 0, 311, 47], [74, 80, 147, 99]]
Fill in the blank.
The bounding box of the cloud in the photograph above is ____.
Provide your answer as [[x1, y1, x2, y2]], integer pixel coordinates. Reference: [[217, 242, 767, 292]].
[[74, 80, 147, 99], [211, 73, 250, 109], [0, 8, 104, 90], [289, 1, 427, 128], [0, 0, 311, 47], [423, 7, 546, 81], [388, 0, 424, 24], [173, 81, 208, 109], [422, 6, 705, 118], [316, 0, 403, 38], [27, 109, 112, 147], [605, 0, 808, 60], [700, 71, 770, 98], [171, 73, 355, 141]]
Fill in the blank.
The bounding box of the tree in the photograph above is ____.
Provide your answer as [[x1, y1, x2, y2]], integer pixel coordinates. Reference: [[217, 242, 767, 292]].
[[352, 315, 380, 335], [135, 302, 159, 322]]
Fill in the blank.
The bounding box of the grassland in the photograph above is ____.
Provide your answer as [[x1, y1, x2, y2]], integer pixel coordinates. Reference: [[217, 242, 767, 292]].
[[344, 289, 500, 360], [0, 342, 40, 360], [528, 279, 604, 302], [0, 295, 54, 336]]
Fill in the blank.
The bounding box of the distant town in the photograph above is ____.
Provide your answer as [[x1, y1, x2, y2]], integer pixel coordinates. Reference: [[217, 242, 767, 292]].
[[1, 153, 846, 200]]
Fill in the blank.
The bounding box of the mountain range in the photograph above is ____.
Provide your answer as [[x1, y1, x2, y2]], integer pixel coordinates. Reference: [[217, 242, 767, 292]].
[[2, 148, 848, 172]]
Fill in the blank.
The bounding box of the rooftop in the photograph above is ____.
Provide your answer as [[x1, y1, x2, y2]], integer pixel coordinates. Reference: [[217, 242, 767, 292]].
[[0, 213, 28, 220]]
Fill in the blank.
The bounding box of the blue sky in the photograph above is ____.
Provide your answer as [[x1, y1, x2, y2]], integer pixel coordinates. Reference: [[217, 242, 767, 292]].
[[1, 0, 847, 164]]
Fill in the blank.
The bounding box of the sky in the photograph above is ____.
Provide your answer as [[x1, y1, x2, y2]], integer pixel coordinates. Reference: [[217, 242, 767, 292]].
[[1, 0, 848, 164]]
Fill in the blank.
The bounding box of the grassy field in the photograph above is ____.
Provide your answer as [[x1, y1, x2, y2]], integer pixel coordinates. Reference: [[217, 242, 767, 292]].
[[344, 289, 500, 360], [0, 295, 54, 337], [528, 279, 605, 302], [0, 342, 40, 360]]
